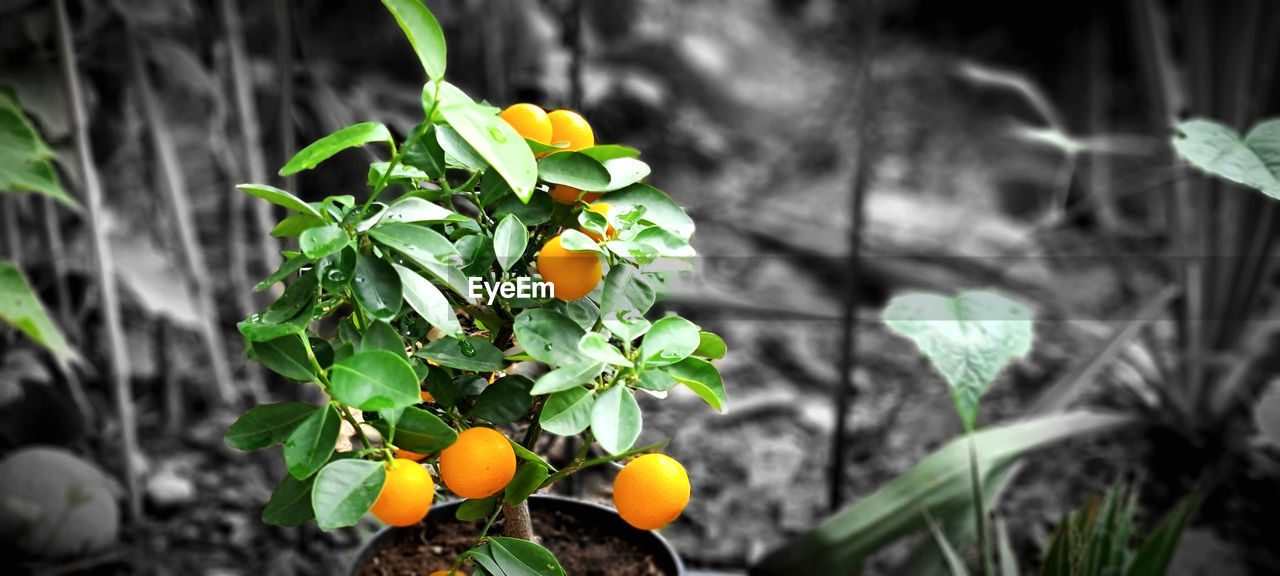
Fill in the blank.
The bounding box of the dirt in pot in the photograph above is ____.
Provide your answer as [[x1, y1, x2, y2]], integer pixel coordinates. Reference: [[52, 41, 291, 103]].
[[357, 506, 665, 576]]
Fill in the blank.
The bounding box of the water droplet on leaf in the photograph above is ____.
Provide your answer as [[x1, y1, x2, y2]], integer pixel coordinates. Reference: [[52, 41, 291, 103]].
[[487, 127, 507, 142], [459, 340, 477, 357]]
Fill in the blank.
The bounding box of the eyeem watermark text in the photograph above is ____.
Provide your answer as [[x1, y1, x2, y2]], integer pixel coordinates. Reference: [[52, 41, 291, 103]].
[[468, 277, 554, 305]]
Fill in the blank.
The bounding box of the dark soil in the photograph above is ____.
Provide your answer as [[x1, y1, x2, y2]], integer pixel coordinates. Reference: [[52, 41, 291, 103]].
[[357, 506, 665, 576]]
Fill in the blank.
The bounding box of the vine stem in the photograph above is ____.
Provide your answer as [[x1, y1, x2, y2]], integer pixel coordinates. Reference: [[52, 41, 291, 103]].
[[968, 434, 992, 576]]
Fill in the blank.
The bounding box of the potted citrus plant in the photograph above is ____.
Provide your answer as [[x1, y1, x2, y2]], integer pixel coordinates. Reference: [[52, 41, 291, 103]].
[[223, 1, 727, 574]]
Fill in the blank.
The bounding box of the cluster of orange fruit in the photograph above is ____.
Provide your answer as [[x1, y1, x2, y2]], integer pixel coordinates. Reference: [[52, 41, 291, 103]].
[[500, 103, 616, 302]]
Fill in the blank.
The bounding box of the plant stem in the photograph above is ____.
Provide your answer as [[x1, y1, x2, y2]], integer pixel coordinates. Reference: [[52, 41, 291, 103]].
[[968, 435, 992, 576], [539, 438, 665, 490], [501, 500, 534, 540]]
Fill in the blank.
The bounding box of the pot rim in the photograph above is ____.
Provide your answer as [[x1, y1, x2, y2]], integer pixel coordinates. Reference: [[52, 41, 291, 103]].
[[347, 493, 686, 575]]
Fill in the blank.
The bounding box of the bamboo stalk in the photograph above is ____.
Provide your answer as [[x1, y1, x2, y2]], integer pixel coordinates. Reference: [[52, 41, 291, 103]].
[[828, 0, 876, 512], [127, 32, 240, 407], [53, 0, 142, 521]]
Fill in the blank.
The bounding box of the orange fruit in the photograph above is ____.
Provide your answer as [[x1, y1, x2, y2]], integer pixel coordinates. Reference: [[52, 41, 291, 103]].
[[439, 427, 516, 499], [498, 103, 552, 145], [548, 184, 602, 205], [370, 458, 435, 527], [536, 235, 602, 301], [420, 389, 435, 403], [429, 571, 468, 576], [612, 454, 690, 530], [582, 203, 615, 242], [393, 448, 428, 462], [547, 110, 595, 151]]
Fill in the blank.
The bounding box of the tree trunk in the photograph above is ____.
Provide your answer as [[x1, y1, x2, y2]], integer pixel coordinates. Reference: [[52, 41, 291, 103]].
[[501, 500, 535, 541]]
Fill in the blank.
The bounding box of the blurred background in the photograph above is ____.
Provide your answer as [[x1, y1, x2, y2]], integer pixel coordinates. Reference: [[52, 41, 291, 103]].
[[2, 0, 1279, 574]]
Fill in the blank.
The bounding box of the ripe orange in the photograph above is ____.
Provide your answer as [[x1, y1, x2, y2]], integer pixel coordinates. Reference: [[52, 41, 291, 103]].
[[548, 184, 602, 205], [439, 427, 516, 499], [612, 454, 690, 530], [393, 448, 428, 462], [420, 389, 435, 403], [536, 235, 602, 301], [582, 203, 615, 242], [498, 103, 552, 145], [370, 458, 435, 527], [547, 110, 594, 151]]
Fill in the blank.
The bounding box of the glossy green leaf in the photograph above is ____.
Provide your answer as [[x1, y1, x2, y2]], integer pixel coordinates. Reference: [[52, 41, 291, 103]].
[[311, 459, 386, 531], [558, 229, 604, 255], [251, 335, 317, 381], [437, 82, 537, 200], [283, 404, 340, 479], [353, 253, 403, 322], [318, 247, 356, 292], [537, 152, 611, 191], [416, 336, 506, 372], [262, 473, 316, 527], [299, 225, 348, 260], [924, 513, 970, 576], [279, 122, 393, 176], [578, 208, 609, 239], [1172, 118, 1280, 199], [601, 183, 695, 239], [360, 320, 406, 356], [237, 184, 324, 219], [382, 406, 458, 454], [504, 462, 549, 506], [0, 93, 76, 207], [263, 270, 318, 323], [393, 263, 463, 336], [578, 333, 631, 367], [225, 402, 316, 451], [550, 298, 600, 332], [469, 375, 536, 424], [487, 537, 566, 576], [638, 316, 700, 367], [693, 331, 727, 360], [237, 307, 311, 342], [436, 123, 488, 170], [635, 369, 679, 392], [1126, 491, 1201, 576], [382, 196, 467, 224], [381, 0, 447, 80], [604, 241, 658, 266], [633, 226, 696, 258], [329, 349, 421, 411], [591, 386, 642, 455], [577, 144, 640, 162], [539, 387, 595, 435], [401, 126, 447, 178], [271, 213, 324, 237], [456, 496, 499, 521], [661, 357, 727, 412], [0, 262, 75, 362], [491, 191, 553, 226], [370, 223, 469, 296], [513, 309, 588, 366], [599, 157, 651, 192], [530, 362, 605, 395], [600, 266, 655, 342], [494, 214, 529, 272], [883, 290, 1033, 431], [479, 169, 512, 206], [254, 253, 309, 292]]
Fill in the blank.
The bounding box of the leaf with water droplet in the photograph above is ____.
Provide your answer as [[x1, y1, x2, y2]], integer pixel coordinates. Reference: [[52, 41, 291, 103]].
[[512, 309, 589, 367], [415, 336, 505, 372]]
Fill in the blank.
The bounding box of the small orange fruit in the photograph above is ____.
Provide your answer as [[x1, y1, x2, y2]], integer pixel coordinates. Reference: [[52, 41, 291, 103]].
[[439, 427, 516, 499], [370, 458, 435, 527], [498, 103, 552, 145], [394, 448, 428, 462], [612, 454, 690, 530], [428, 571, 468, 576], [420, 389, 435, 403], [536, 235, 602, 301], [582, 203, 615, 242], [547, 109, 595, 151], [548, 184, 602, 204]]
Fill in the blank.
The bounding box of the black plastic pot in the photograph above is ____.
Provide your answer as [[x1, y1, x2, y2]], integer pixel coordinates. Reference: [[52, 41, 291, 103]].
[[348, 494, 685, 575]]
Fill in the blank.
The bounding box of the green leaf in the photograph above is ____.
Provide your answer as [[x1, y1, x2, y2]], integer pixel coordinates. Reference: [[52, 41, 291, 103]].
[[537, 152, 611, 191], [368, 162, 430, 190], [262, 473, 316, 527], [578, 333, 632, 367], [329, 349, 421, 411], [577, 144, 640, 162], [237, 184, 324, 219], [370, 223, 469, 296], [599, 157, 651, 192], [491, 190, 554, 226], [996, 517, 1019, 576], [601, 183, 695, 239], [604, 241, 658, 266], [924, 512, 970, 576], [539, 387, 595, 436], [393, 263, 463, 336], [638, 316, 700, 367], [225, 402, 316, 451], [479, 169, 513, 206], [513, 309, 588, 367], [401, 126, 447, 178], [633, 226, 696, 258], [456, 496, 499, 521], [456, 234, 496, 279], [530, 362, 605, 395], [360, 320, 406, 356], [752, 411, 1131, 576], [299, 225, 349, 260], [635, 369, 679, 392], [279, 122, 393, 176], [416, 335, 507, 372], [0, 262, 75, 362], [318, 247, 357, 292], [271, 213, 324, 237], [1172, 118, 1280, 199], [255, 253, 309, 292], [1126, 491, 1201, 576], [487, 537, 567, 576], [380, 0, 447, 80], [578, 209, 609, 239], [311, 459, 386, 531], [550, 298, 600, 332], [883, 290, 1033, 431], [469, 375, 536, 424], [437, 82, 538, 200], [252, 335, 317, 381], [494, 214, 529, 272], [509, 441, 555, 470], [504, 461, 549, 506], [661, 357, 727, 412], [693, 331, 727, 360], [0, 93, 76, 207], [283, 405, 341, 480], [382, 406, 458, 454], [382, 196, 468, 224], [558, 229, 604, 255], [600, 266, 655, 341], [591, 385, 642, 455], [353, 252, 403, 322], [237, 308, 311, 342], [263, 269, 318, 323], [436, 123, 488, 170]]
